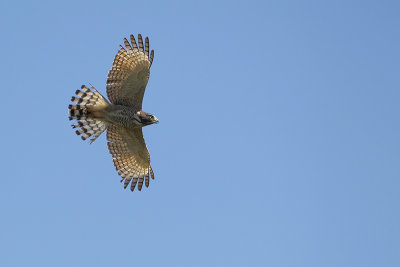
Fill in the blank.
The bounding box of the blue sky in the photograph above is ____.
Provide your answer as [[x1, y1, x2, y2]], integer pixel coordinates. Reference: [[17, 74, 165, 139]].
[[1, 0, 399, 266]]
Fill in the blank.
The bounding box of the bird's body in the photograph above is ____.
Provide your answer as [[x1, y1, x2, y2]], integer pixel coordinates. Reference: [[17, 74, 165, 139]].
[[101, 105, 154, 129], [68, 34, 158, 192]]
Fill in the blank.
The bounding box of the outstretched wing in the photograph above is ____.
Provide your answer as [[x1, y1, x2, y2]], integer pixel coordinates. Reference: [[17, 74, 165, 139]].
[[107, 125, 155, 191], [106, 34, 155, 110]]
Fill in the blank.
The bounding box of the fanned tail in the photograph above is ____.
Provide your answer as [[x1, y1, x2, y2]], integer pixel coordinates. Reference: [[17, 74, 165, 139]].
[[68, 84, 109, 143]]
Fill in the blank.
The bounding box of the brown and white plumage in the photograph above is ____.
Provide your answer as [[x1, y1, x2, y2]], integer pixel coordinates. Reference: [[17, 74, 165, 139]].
[[107, 125, 154, 191], [69, 84, 109, 143], [106, 34, 154, 110], [68, 34, 157, 192]]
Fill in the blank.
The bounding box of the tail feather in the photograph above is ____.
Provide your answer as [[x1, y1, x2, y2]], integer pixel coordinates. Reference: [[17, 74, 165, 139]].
[[68, 84, 109, 143]]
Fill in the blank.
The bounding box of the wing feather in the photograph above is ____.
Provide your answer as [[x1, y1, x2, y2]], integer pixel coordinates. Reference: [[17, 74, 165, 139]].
[[150, 50, 154, 66], [130, 34, 138, 50], [106, 34, 154, 110], [124, 38, 133, 51], [106, 125, 153, 191], [145, 37, 149, 58], [145, 170, 150, 187], [138, 34, 144, 52]]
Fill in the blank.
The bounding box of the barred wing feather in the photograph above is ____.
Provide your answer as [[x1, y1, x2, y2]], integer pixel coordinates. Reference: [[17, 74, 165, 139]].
[[106, 125, 154, 191], [106, 34, 154, 110]]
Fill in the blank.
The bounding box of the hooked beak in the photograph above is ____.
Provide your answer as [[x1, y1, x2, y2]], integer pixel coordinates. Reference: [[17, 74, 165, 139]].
[[153, 116, 159, 124]]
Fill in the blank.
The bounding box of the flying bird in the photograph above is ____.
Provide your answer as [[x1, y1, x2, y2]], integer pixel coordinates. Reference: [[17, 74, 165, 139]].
[[68, 34, 158, 191]]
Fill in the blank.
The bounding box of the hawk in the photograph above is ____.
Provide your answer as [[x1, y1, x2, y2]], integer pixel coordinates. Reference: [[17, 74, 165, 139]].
[[68, 34, 158, 191]]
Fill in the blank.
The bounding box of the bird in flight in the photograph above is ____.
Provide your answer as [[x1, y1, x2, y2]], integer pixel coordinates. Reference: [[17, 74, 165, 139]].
[[68, 34, 158, 192]]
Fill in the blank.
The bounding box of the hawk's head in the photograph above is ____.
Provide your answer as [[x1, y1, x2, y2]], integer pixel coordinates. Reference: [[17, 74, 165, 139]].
[[137, 111, 158, 126]]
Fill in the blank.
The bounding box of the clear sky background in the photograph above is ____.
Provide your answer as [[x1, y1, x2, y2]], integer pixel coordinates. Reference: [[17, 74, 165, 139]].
[[0, 0, 399, 266]]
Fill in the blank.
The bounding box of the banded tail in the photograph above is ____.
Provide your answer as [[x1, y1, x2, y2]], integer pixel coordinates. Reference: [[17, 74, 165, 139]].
[[68, 84, 109, 143]]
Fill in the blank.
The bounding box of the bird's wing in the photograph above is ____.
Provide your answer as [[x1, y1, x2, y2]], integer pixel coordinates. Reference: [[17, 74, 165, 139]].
[[106, 34, 155, 110], [107, 125, 154, 191]]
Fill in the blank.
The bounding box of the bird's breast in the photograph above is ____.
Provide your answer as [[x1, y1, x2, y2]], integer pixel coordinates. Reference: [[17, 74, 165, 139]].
[[104, 105, 143, 128]]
